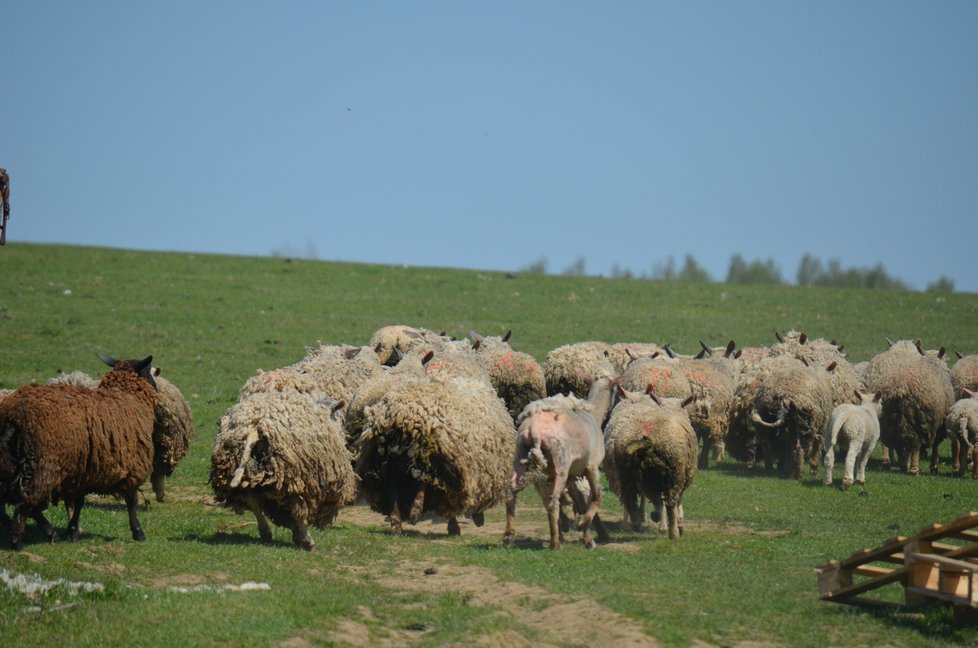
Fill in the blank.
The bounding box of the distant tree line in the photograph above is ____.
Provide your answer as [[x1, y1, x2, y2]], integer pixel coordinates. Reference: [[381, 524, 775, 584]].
[[519, 253, 955, 293]]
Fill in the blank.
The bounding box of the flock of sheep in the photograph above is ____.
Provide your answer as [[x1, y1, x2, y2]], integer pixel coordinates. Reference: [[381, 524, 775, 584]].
[[1, 326, 977, 551]]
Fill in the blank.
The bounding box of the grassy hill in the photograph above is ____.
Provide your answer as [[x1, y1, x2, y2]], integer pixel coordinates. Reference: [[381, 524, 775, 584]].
[[0, 243, 977, 646]]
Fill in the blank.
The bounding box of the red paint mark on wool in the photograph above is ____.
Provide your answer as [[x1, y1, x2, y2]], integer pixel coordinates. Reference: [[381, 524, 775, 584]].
[[642, 422, 654, 437], [647, 368, 673, 391], [685, 371, 716, 388]]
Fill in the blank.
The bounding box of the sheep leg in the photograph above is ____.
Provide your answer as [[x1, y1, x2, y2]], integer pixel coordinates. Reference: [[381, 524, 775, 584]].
[[547, 470, 569, 550], [290, 519, 314, 551], [66, 495, 85, 542], [471, 511, 485, 527], [30, 508, 58, 542], [151, 468, 166, 503], [388, 506, 404, 535], [972, 445, 978, 480], [822, 442, 836, 486], [447, 517, 461, 536], [929, 435, 942, 475], [653, 497, 668, 535], [619, 481, 642, 531], [855, 439, 875, 485], [10, 505, 28, 551], [909, 448, 921, 476], [677, 502, 685, 537], [243, 494, 273, 543], [666, 502, 679, 540], [408, 485, 425, 524], [842, 441, 860, 490], [124, 491, 145, 542], [697, 435, 711, 470], [502, 490, 517, 548]]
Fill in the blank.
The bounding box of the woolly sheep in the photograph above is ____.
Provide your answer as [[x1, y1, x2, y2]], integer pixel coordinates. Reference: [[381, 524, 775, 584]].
[[822, 390, 883, 489], [291, 344, 383, 417], [357, 375, 514, 536], [604, 387, 698, 539], [209, 391, 357, 550], [542, 342, 615, 398], [148, 375, 195, 503], [469, 330, 546, 420], [368, 325, 451, 365], [505, 378, 615, 549], [770, 331, 864, 408], [344, 350, 431, 454], [620, 354, 692, 401], [747, 355, 834, 479], [0, 355, 158, 549], [952, 353, 978, 398], [946, 388, 978, 478], [864, 339, 954, 475], [607, 342, 667, 374]]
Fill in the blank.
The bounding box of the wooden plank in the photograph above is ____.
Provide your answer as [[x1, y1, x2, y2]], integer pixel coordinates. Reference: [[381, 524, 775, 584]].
[[820, 565, 909, 600], [853, 564, 894, 578]]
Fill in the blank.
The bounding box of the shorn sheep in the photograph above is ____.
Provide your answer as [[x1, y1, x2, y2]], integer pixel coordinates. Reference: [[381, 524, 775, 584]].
[[946, 388, 978, 478], [864, 339, 954, 475], [505, 378, 615, 549], [822, 390, 884, 489], [604, 387, 698, 539], [356, 376, 513, 536], [210, 391, 358, 550], [0, 355, 158, 550]]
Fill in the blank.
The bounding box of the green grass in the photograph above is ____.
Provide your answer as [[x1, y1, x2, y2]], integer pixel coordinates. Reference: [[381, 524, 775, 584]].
[[1, 242, 977, 646]]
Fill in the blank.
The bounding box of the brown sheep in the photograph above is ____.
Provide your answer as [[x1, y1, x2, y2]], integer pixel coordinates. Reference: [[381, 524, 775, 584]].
[[0, 355, 158, 550]]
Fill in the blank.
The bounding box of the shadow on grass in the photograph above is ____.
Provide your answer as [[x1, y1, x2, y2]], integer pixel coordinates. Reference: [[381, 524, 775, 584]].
[[201, 530, 298, 550], [828, 601, 974, 643]]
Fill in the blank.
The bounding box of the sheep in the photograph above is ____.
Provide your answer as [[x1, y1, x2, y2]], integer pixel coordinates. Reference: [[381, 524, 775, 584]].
[[148, 375, 194, 503], [674, 345, 738, 468], [952, 352, 978, 398], [368, 325, 451, 365], [291, 344, 383, 417], [604, 387, 698, 539], [344, 350, 432, 454], [209, 391, 357, 550], [504, 378, 615, 549], [607, 342, 667, 374], [0, 355, 157, 550], [542, 342, 615, 398], [863, 339, 954, 475], [747, 355, 835, 479], [47, 371, 100, 389], [770, 331, 864, 408], [946, 388, 978, 478], [469, 330, 547, 420], [620, 354, 692, 401], [356, 375, 514, 536], [822, 390, 884, 489]]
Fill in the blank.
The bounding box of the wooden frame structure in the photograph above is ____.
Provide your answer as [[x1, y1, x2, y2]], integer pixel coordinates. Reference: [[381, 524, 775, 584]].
[[815, 511, 978, 623]]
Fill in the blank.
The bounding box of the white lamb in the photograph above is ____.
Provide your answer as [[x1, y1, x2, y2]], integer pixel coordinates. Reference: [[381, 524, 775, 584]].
[[822, 390, 883, 489]]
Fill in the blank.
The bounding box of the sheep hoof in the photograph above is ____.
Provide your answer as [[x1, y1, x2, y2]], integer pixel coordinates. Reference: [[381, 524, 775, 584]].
[[583, 537, 596, 550], [502, 531, 516, 548], [471, 512, 485, 527], [447, 518, 461, 536], [842, 479, 853, 490], [133, 529, 146, 542]]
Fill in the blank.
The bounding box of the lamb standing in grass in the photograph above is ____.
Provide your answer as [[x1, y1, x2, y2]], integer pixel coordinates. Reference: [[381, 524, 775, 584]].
[[210, 392, 357, 550], [504, 378, 615, 549], [0, 355, 157, 550], [822, 390, 883, 489], [946, 388, 978, 478], [604, 387, 697, 539]]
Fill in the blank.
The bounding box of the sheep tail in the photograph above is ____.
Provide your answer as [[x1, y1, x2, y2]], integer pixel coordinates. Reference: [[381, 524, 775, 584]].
[[230, 429, 260, 488]]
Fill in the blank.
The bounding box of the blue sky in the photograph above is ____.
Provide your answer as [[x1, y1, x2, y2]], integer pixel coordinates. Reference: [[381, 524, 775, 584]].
[[5, 2, 977, 292]]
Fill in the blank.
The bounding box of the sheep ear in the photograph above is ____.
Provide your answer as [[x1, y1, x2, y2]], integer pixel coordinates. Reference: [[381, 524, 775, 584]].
[[734, 349, 743, 359], [681, 395, 696, 409], [422, 351, 435, 365], [800, 356, 810, 367], [775, 331, 785, 343], [837, 344, 845, 354], [472, 339, 482, 351], [330, 400, 346, 420], [724, 340, 736, 358], [799, 333, 808, 345], [97, 353, 117, 367], [402, 329, 422, 339], [345, 347, 363, 360], [938, 346, 946, 359], [615, 385, 628, 400], [853, 389, 862, 403], [874, 390, 883, 403], [963, 387, 975, 398], [645, 385, 661, 405], [651, 351, 660, 359], [374, 342, 384, 354], [957, 351, 964, 360], [700, 340, 712, 356], [915, 340, 925, 355], [886, 337, 894, 348], [663, 344, 676, 359], [826, 361, 837, 373], [153, 367, 162, 377], [695, 348, 707, 359], [134, 356, 153, 373], [502, 330, 512, 343]]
